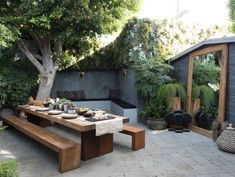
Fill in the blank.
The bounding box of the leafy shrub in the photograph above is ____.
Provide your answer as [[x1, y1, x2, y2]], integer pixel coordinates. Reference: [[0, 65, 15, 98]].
[[0, 160, 19, 177], [140, 83, 186, 119], [134, 57, 173, 101], [156, 83, 186, 111], [144, 98, 167, 119], [192, 84, 215, 113], [0, 48, 38, 108], [193, 55, 220, 85]]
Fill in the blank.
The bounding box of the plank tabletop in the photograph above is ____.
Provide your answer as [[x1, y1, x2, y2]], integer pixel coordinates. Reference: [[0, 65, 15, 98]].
[[17, 105, 129, 132]]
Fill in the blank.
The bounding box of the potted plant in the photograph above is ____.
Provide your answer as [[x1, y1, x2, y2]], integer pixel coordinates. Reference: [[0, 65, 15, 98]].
[[146, 105, 167, 130], [157, 83, 186, 112], [192, 84, 215, 113], [59, 98, 71, 112], [139, 110, 151, 125], [192, 83, 216, 129], [144, 94, 168, 130], [67, 102, 77, 114]]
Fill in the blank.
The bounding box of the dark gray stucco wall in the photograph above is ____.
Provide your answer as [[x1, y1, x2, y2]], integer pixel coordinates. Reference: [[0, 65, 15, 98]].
[[117, 69, 138, 106], [171, 54, 189, 86], [226, 44, 235, 125], [51, 71, 117, 99], [116, 69, 144, 116], [51, 69, 142, 117]]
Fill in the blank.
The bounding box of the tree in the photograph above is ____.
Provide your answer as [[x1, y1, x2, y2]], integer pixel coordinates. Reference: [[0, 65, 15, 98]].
[[0, 0, 140, 99]]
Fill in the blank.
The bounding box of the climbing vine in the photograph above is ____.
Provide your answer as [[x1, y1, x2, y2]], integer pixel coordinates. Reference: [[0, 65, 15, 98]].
[[65, 18, 228, 71]]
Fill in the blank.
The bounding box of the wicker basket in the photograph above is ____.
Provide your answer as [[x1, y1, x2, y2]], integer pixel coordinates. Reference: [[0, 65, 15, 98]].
[[216, 129, 235, 153]]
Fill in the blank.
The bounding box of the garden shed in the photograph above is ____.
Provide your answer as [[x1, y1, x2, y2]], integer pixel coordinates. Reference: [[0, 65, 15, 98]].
[[171, 36, 235, 125]]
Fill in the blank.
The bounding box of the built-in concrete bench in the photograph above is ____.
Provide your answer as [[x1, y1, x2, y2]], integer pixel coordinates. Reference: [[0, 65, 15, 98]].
[[73, 98, 137, 123], [119, 124, 145, 151], [2, 116, 80, 173]]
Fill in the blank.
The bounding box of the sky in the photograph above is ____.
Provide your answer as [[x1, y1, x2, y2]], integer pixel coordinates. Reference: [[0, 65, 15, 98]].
[[100, 0, 230, 46], [137, 0, 230, 26]]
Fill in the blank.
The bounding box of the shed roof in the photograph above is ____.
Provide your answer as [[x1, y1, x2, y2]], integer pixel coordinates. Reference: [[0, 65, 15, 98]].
[[170, 36, 235, 62]]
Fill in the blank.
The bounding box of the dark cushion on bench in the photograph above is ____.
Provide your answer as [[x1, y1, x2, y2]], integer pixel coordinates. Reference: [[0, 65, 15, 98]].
[[108, 89, 120, 99], [57, 90, 85, 100]]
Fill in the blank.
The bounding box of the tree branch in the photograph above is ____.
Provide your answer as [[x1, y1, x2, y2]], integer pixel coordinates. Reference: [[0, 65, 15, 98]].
[[42, 34, 51, 54], [32, 53, 42, 61], [29, 31, 44, 55], [18, 40, 45, 74], [54, 40, 63, 53]]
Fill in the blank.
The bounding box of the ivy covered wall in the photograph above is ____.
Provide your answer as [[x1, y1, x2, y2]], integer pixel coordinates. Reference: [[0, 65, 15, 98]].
[[63, 18, 227, 71]]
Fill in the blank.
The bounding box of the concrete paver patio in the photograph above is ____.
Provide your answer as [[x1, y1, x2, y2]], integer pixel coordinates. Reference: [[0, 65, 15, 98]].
[[0, 123, 235, 177]]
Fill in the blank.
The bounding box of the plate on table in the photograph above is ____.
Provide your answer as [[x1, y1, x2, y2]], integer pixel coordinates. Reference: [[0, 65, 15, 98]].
[[35, 107, 50, 111], [48, 110, 63, 115], [61, 113, 78, 119]]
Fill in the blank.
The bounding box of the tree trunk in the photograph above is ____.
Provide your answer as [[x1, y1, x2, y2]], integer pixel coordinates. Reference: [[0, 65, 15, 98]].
[[18, 37, 57, 100], [36, 71, 56, 100], [36, 53, 56, 100]]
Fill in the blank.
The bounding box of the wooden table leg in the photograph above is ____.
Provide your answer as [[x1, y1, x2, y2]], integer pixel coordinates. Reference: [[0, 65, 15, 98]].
[[81, 130, 113, 161], [27, 114, 51, 127]]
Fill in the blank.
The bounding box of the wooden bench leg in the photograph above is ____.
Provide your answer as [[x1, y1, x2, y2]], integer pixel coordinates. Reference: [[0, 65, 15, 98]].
[[59, 144, 81, 173], [132, 130, 145, 151]]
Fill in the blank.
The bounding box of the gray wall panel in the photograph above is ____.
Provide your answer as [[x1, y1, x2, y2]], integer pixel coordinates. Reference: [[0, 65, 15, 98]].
[[51, 71, 117, 99], [117, 69, 138, 107], [226, 44, 235, 124], [51, 70, 140, 113], [171, 54, 189, 86]]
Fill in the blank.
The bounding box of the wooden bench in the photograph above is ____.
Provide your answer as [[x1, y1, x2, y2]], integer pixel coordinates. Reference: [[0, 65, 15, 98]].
[[119, 124, 145, 150], [2, 116, 80, 173]]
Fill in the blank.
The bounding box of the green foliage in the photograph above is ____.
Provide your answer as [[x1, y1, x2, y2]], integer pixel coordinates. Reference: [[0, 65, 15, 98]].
[[193, 54, 220, 85], [0, 0, 140, 68], [144, 97, 167, 119], [197, 85, 215, 113], [62, 18, 226, 118], [192, 83, 201, 101], [205, 104, 218, 118], [157, 83, 186, 111], [55, 52, 78, 71], [67, 18, 174, 71], [134, 57, 173, 99], [192, 83, 215, 113], [228, 0, 235, 32], [141, 83, 186, 120], [0, 160, 19, 177], [0, 24, 19, 48], [0, 126, 8, 132], [192, 52, 220, 116], [67, 18, 228, 71], [0, 47, 38, 108]]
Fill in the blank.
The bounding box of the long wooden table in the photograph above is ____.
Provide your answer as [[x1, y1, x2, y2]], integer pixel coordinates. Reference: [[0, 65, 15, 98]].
[[18, 105, 129, 161]]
